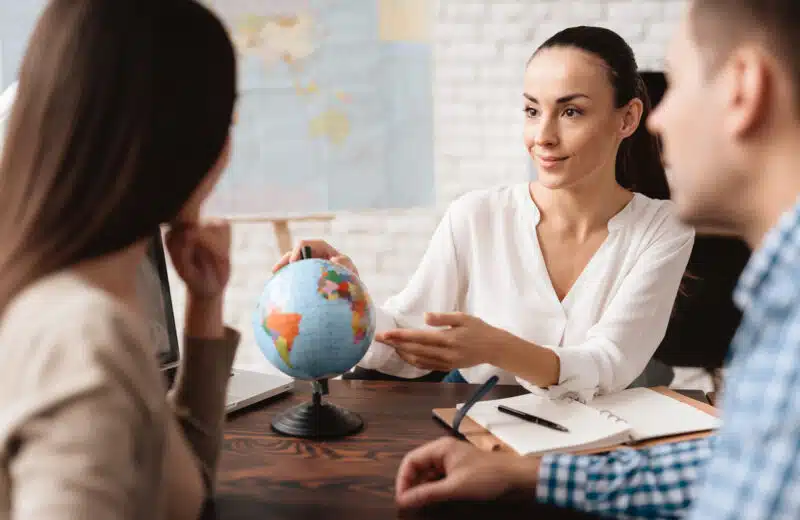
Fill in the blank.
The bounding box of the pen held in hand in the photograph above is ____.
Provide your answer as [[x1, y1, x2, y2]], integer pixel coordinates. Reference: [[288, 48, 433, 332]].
[[497, 405, 570, 433]]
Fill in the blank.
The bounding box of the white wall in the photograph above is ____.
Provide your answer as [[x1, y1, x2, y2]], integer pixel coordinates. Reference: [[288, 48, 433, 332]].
[[167, 0, 690, 374]]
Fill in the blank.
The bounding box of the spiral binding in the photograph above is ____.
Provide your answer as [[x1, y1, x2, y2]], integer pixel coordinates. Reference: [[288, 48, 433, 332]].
[[597, 409, 627, 424], [554, 393, 638, 445], [559, 395, 629, 424]]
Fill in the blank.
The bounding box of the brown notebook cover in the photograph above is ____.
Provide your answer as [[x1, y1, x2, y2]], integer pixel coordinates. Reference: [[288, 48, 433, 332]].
[[432, 386, 719, 456]]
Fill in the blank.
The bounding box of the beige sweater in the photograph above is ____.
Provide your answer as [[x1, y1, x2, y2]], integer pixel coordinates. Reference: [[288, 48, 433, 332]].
[[0, 272, 239, 519]]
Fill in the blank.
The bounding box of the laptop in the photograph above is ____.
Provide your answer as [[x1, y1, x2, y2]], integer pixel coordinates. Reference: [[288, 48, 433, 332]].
[[141, 231, 294, 413]]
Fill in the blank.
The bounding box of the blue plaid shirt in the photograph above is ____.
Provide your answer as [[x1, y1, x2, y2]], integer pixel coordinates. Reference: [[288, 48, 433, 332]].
[[536, 201, 800, 519]]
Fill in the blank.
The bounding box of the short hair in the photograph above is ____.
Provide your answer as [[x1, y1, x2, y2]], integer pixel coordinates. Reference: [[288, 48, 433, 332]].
[[690, 0, 800, 105]]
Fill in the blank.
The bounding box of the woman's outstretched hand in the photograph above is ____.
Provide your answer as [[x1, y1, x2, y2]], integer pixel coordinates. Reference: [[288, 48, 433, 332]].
[[376, 312, 512, 371]]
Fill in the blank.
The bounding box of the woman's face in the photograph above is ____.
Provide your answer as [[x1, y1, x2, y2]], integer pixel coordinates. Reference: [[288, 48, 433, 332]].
[[523, 46, 641, 190]]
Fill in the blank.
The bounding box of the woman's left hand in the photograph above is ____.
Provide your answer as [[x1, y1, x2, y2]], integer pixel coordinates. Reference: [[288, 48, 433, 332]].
[[165, 219, 231, 301], [376, 312, 510, 371]]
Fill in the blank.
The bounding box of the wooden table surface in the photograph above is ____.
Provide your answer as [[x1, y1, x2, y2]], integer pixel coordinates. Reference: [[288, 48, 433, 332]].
[[213, 380, 599, 519]]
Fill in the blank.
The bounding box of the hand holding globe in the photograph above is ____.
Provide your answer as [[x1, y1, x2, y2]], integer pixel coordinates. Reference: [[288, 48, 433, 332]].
[[253, 245, 376, 438]]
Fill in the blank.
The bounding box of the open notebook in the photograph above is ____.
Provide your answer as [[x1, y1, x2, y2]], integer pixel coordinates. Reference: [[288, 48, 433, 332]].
[[458, 387, 721, 456]]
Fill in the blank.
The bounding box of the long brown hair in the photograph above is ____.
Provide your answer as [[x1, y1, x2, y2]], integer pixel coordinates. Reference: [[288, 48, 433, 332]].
[[0, 0, 236, 309]]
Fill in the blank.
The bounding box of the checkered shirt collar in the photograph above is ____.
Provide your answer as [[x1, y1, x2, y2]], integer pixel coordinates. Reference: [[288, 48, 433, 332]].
[[734, 196, 800, 312]]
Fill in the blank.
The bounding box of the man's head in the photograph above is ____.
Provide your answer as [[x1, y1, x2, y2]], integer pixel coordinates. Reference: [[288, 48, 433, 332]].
[[648, 0, 800, 242]]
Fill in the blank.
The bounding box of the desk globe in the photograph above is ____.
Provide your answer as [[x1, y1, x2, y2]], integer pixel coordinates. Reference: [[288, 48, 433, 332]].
[[253, 253, 376, 438]]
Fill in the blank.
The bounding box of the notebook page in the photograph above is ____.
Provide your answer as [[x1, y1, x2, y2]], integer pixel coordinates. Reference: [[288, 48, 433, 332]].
[[463, 393, 631, 456], [589, 387, 721, 442]]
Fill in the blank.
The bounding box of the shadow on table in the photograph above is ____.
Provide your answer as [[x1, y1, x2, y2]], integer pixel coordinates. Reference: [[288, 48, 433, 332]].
[[401, 497, 604, 520], [211, 493, 603, 520]]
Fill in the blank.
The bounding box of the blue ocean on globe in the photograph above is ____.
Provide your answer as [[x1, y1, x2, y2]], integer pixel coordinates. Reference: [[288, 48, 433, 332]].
[[253, 258, 377, 380]]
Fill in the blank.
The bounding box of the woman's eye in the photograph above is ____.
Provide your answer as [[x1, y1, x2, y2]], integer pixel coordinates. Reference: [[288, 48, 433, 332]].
[[564, 108, 581, 118], [524, 107, 538, 118]]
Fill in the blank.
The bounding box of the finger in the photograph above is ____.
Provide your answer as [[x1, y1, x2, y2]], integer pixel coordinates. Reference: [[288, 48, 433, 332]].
[[396, 475, 463, 509], [192, 220, 231, 260], [330, 254, 358, 275], [288, 243, 306, 263], [378, 329, 451, 347], [390, 341, 451, 361], [190, 248, 221, 293], [272, 251, 293, 272], [396, 350, 452, 371], [424, 312, 469, 328], [164, 227, 181, 255], [289, 239, 341, 263], [164, 225, 189, 257], [395, 437, 459, 496]]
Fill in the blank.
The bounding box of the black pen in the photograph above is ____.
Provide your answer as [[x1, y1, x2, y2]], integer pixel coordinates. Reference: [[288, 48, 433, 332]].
[[497, 405, 570, 433]]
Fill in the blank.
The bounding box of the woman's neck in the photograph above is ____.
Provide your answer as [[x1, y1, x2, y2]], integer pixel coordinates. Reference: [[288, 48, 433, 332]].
[[73, 241, 149, 307], [529, 177, 633, 238]]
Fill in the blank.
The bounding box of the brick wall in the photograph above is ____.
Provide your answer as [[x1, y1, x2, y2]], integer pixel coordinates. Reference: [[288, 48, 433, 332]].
[[167, 0, 690, 374]]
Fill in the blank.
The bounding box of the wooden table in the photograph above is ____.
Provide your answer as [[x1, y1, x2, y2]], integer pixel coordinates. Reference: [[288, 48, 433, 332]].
[[214, 380, 600, 519]]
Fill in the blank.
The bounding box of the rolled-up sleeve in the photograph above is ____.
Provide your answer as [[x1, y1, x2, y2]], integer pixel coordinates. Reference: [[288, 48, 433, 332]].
[[520, 213, 694, 401]]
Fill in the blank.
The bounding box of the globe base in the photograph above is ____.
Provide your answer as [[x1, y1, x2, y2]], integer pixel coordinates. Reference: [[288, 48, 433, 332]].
[[271, 386, 364, 439]]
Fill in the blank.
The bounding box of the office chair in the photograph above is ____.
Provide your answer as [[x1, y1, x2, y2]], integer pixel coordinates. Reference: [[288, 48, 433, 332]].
[[653, 235, 750, 401]]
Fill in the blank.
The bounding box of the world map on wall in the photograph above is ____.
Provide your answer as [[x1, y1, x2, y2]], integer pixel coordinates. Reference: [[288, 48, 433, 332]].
[[202, 0, 435, 216]]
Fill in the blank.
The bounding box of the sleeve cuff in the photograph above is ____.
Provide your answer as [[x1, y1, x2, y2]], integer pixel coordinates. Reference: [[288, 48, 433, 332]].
[[171, 326, 240, 415], [184, 325, 241, 348], [514, 345, 600, 402], [549, 346, 600, 402]]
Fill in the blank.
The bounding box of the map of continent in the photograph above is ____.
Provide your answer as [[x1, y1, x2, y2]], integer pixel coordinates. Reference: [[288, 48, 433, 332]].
[[263, 307, 302, 367], [317, 267, 371, 343], [200, 0, 434, 215]]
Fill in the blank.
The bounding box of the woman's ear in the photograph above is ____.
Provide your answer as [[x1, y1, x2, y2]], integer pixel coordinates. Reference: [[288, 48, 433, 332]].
[[620, 98, 644, 139]]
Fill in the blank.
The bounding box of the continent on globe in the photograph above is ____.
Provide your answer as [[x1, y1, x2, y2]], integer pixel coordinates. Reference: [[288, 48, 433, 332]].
[[263, 307, 302, 367], [317, 267, 371, 343]]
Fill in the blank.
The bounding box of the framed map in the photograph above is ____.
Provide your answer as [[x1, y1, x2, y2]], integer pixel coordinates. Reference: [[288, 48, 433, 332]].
[[202, 0, 435, 217]]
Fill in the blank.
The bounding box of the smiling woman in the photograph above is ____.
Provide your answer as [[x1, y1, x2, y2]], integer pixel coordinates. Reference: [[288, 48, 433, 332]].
[[275, 26, 694, 402], [524, 28, 669, 201]]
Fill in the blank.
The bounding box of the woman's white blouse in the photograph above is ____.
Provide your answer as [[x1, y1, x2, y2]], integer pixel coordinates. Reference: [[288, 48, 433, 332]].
[[357, 183, 695, 401]]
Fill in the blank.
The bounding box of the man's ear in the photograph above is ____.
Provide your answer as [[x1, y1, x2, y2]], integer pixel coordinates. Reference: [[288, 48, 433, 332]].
[[724, 47, 770, 139], [620, 97, 644, 139]]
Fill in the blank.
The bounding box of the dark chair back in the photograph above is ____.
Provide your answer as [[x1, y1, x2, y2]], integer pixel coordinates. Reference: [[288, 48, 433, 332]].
[[655, 235, 750, 370]]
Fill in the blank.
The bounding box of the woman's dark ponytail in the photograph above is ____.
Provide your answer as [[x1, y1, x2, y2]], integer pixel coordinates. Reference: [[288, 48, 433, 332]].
[[615, 75, 670, 200]]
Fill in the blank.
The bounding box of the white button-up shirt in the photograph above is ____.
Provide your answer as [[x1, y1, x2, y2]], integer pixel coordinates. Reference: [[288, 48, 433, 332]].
[[358, 183, 694, 401]]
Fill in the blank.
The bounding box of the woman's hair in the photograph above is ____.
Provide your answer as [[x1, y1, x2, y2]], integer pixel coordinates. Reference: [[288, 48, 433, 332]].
[[0, 0, 236, 307], [531, 26, 670, 201]]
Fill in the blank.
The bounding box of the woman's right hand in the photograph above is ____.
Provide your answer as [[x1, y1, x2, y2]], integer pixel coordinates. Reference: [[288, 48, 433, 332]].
[[272, 239, 359, 276]]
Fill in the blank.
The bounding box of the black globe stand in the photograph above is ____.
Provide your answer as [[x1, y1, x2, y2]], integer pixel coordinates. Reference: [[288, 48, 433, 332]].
[[271, 378, 364, 438]]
